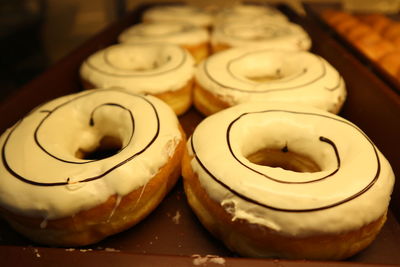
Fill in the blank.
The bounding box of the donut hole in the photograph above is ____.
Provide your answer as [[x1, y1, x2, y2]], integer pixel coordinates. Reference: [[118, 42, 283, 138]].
[[246, 147, 321, 173], [105, 45, 171, 71], [229, 51, 302, 84], [75, 135, 123, 160]]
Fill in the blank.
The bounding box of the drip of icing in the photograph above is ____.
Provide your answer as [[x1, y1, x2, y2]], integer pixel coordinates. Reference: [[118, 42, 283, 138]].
[[40, 218, 48, 229], [107, 195, 122, 222]]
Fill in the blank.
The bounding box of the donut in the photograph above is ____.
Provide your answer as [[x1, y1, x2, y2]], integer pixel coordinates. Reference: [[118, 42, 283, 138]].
[[211, 19, 311, 53], [142, 5, 214, 29], [0, 88, 186, 246], [357, 14, 391, 33], [344, 23, 373, 41], [213, 4, 288, 27], [321, 10, 354, 26], [378, 50, 400, 76], [118, 21, 210, 63], [80, 43, 195, 115], [334, 16, 360, 34], [193, 47, 346, 116], [391, 35, 400, 46], [182, 102, 394, 260], [382, 21, 400, 40], [353, 37, 395, 60]]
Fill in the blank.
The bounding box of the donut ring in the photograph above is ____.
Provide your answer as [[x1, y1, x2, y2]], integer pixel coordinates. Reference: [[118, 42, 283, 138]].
[[80, 43, 195, 115], [194, 48, 346, 115], [211, 20, 311, 53], [0, 88, 185, 246], [118, 21, 210, 63], [182, 102, 394, 260]]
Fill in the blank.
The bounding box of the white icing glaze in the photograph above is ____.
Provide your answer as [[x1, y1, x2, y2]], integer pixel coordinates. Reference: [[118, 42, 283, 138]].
[[118, 21, 209, 46], [213, 4, 288, 27], [142, 5, 214, 28], [211, 19, 311, 51], [195, 48, 346, 113], [0, 88, 182, 219], [188, 102, 394, 237], [80, 43, 195, 93]]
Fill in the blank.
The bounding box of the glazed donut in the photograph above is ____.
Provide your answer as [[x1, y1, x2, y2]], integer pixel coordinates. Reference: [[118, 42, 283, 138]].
[[211, 19, 311, 53], [194, 47, 346, 116], [80, 43, 195, 115], [142, 5, 214, 28], [213, 4, 288, 27], [321, 10, 354, 26], [0, 88, 185, 246], [343, 23, 372, 42], [182, 102, 394, 260], [334, 16, 360, 34], [118, 21, 210, 63], [353, 37, 395, 60], [378, 50, 400, 76], [382, 21, 400, 41], [357, 14, 391, 33], [344, 23, 373, 42]]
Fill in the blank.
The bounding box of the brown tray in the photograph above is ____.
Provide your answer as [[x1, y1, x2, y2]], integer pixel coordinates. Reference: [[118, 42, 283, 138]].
[[0, 3, 400, 266], [303, 2, 400, 96]]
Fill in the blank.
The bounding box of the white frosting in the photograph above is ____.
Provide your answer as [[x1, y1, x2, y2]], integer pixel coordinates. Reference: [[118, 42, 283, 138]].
[[195, 48, 346, 113], [118, 21, 209, 46], [80, 43, 195, 93], [213, 4, 288, 27], [212, 19, 311, 51], [188, 102, 394, 237], [0, 88, 182, 219], [142, 5, 214, 28]]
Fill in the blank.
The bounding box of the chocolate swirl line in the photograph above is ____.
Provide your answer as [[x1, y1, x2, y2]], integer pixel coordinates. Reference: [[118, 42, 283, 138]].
[[190, 110, 381, 212], [1, 90, 160, 187], [204, 53, 341, 93], [325, 75, 343, 91], [84, 45, 187, 77], [33, 102, 134, 165], [227, 111, 340, 184]]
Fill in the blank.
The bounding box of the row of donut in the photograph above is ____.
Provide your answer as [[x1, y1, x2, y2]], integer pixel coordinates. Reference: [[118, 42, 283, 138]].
[[0, 89, 394, 260], [80, 4, 346, 117], [0, 3, 394, 262], [322, 9, 400, 81], [118, 4, 311, 62]]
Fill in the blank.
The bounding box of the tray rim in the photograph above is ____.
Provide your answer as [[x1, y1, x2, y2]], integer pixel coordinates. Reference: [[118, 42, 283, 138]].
[[0, 2, 399, 266]]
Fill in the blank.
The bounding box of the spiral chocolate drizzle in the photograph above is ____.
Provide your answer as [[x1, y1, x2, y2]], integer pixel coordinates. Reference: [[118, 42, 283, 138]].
[[84, 45, 187, 77], [34, 102, 134, 165], [204, 52, 341, 93], [190, 110, 381, 212], [1, 90, 160, 187]]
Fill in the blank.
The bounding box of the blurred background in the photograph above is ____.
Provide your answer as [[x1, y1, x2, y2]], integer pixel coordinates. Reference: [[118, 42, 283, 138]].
[[0, 0, 398, 101]]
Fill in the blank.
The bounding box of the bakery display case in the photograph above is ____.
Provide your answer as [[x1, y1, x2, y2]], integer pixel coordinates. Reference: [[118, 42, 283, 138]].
[[0, 2, 399, 266], [304, 2, 400, 95]]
